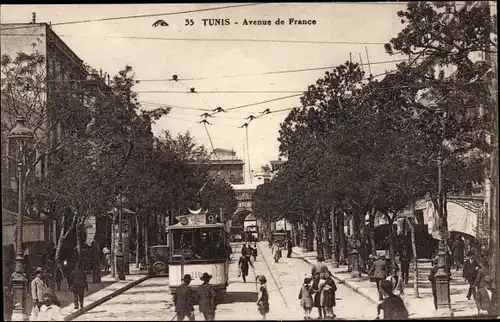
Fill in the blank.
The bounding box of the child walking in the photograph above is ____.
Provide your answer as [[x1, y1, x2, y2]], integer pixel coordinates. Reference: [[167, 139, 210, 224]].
[[298, 277, 314, 320], [256, 275, 270, 320]]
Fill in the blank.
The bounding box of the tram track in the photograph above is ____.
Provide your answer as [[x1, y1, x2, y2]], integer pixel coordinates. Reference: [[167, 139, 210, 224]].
[[163, 242, 292, 320]]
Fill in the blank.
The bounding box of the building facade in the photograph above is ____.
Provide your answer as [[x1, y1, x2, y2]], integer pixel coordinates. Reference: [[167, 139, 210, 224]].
[[1, 23, 113, 275], [206, 148, 245, 184]]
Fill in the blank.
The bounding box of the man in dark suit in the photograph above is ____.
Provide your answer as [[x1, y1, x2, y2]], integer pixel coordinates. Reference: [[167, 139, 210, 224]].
[[368, 254, 389, 301], [400, 247, 411, 284], [174, 274, 195, 321], [463, 251, 479, 300], [197, 273, 216, 321]]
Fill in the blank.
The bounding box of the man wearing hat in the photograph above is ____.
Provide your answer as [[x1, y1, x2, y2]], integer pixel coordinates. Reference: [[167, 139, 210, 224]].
[[463, 251, 479, 300], [173, 274, 195, 321], [31, 267, 48, 309], [198, 272, 216, 321], [368, 255, 389, 301]]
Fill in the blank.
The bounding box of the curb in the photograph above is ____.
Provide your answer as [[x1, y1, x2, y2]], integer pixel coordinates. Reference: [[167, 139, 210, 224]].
[[64, 275, 150, 321], [292, 251, 380, 305]]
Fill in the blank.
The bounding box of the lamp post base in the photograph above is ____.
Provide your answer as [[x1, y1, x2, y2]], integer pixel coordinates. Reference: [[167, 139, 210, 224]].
[[116, 253, 125, 281], [10, 271, 28, 321]]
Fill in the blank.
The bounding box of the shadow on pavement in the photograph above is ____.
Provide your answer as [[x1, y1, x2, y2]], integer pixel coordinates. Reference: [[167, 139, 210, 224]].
[[222, 291, 257, 304]]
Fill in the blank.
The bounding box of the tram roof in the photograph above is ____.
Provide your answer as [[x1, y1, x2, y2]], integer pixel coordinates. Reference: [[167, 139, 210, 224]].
[[167, 223, 226, 230]]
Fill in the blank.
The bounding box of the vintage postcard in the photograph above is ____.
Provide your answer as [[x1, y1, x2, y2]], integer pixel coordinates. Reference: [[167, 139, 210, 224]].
[[1, 2, 498, 321]]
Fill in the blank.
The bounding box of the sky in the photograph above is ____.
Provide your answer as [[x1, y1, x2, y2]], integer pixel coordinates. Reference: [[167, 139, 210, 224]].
[[1, 3, 410, 183]]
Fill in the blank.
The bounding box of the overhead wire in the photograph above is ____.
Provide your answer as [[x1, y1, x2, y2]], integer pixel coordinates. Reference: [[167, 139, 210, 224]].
[[0, 57, 411, 83], [54, 34, 389, 46], [0, 3, 265, 30]]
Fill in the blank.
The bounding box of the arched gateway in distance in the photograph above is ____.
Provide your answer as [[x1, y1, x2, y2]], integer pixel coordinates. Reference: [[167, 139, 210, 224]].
[[230, 183, 260, 239]]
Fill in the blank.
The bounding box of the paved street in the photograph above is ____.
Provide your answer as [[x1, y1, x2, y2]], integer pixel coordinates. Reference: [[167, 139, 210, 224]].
[[73, 242, 375, 320]]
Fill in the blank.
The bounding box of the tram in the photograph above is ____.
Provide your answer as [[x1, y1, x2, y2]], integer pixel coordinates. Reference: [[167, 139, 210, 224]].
[[167, 208, 230, 300]]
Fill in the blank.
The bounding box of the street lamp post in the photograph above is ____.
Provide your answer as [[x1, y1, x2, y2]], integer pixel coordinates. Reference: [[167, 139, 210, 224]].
[[433, 105, 452, 316], [8, 117, 34, 322], [115, 194, 126, 281]]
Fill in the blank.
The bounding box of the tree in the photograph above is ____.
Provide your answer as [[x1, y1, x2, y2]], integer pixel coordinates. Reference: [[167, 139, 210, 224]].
[[199, 178, 237, 220], [385, 1, 493, 244]]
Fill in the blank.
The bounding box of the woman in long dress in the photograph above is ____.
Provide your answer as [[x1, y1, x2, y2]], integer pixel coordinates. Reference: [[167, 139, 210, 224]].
[[321, 271, 337, 319]]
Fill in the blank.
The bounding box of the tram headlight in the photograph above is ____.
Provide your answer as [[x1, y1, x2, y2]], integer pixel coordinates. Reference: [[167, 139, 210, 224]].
[[180, 216, 189, 225]]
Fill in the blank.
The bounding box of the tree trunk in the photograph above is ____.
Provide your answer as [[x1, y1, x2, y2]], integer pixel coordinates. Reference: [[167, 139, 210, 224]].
[[323, 220, 331, 260], [76, 223, 83, 268], [339, 213, 347, 265], [314, 216, 324, 258], [385, 213, 397, 269], [407, 214, 419, 298], [135, 215, 140, 268], [306, 221, 314, 251], [144, 216, 149, 268], [111, 214, 116, 278], [368, 209, 377, 255]]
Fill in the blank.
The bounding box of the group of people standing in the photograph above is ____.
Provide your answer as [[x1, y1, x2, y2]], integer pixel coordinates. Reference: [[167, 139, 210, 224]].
[[173, 273, 217, 321]]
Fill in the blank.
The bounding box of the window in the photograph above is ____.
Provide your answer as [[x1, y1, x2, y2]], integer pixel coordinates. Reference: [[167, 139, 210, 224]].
[[170, 228, 225, 260]]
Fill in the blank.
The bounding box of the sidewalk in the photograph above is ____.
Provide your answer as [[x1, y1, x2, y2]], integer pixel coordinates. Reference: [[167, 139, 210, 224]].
[[23, 264, 148, 320], [62, 264, 149, 320], [292, 247, 478, 318]]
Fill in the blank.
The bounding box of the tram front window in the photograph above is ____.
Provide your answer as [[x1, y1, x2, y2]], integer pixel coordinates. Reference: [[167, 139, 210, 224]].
[[172, 228, 225, 260]]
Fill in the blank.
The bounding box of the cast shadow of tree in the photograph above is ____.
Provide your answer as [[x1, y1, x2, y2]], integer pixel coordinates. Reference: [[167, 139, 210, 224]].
[[221, 291, 257, 304]]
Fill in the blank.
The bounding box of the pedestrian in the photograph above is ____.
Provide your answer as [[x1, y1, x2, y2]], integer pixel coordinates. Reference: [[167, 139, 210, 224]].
[[102, 245, 111, 274], [322, 271, 337, 319], [274, 245, 282, 263], [452, 236, 465, 271], [367, 254, 375, 282], [4, 286, 13, 321], [369, 255, 389, 301], [31, 267, 48, 310], [463, 251, 479, 301], [311, 256, 329, 276], [252, 245, 258, 262], [286, 238, 293, 258], [36, 292, 62, 321], [428, 256, 440, 310], [256, 275, 269, 320], [226, 244, 233, 261], [238, 255, 251, 283], [298, 277, 314, 320], [241, 244, 248, 257], [311, 272, 324, 320], [400, 248, 410, 284], [473, 258, 491, 315], [198, 273, 216, 321], [376, 280, 409, 320], [174, 274, 195, 321], [385, 267, 404, 296], [69, 265, 88, 310]]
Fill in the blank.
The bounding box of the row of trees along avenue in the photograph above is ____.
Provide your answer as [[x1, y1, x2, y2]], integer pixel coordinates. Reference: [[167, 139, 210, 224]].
[[1, 50, 237, 281], [252, 1, 495, 289]]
